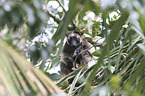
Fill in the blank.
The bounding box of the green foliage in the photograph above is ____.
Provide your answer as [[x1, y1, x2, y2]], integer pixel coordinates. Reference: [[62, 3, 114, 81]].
[[0, 39, 65, 96], [1, 0, 145, 96], [0, 0, 48, 39]]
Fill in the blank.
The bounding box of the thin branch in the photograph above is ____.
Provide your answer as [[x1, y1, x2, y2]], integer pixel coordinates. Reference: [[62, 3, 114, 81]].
[[46, 9, 61, 23], [80, 26, 88, 32], [72, 21, 77, 29], [46, 9, 76, 30], [45, 1, 77, 30], [56, 0, 77, 28], [56, 0, 66, 12], [73, 46, 93, 68], [44, 0, 61, 23], [87, 39, 100, 47]]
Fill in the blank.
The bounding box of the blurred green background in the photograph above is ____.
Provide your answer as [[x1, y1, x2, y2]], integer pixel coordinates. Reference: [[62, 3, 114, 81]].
[[0, 0, 145, 95]]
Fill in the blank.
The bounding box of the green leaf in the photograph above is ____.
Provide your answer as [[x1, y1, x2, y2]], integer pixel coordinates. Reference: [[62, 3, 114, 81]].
[[137, 43, 145, 56], [68, 67, 84, 96], [92, 50, 101, 56], [83, 10, 129, 94], [138, 15, 145, 36], [0, 39, 65, 95], [124, 57, 145, 89]]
